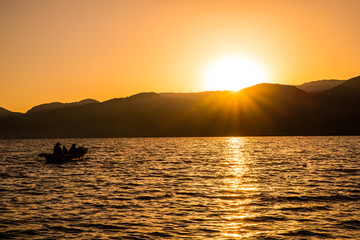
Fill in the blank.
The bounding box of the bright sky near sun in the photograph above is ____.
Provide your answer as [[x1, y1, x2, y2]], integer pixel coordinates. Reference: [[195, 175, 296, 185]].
[[1, 0, 360, 112]]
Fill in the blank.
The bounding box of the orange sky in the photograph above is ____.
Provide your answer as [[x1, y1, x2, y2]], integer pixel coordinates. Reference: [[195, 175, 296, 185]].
[[1, 0, 359, 112]]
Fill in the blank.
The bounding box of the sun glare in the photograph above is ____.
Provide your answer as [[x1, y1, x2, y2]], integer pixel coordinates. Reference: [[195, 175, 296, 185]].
[[203, 55, 269, 91]]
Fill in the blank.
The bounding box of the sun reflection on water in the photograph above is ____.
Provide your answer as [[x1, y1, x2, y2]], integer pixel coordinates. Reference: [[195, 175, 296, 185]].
[[223, 137, 250, 191], [220, 137, 260, 238]]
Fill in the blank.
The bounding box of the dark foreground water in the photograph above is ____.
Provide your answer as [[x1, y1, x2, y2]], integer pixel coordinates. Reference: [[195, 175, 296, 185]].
[[0, 137, 360, 239]]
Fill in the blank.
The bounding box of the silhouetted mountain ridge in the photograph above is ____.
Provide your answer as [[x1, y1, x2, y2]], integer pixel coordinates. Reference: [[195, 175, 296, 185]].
[[0, 75, 359, 138], [317, 75, 360, 97], [313, 76, 360, 135]]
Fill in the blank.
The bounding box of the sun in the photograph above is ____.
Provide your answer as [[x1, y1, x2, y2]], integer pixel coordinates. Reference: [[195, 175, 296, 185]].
[[203, 55, 269, 91]]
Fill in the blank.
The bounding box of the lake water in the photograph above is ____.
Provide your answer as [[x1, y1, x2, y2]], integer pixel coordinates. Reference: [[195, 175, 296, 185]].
[[0, 136, 360, 239]]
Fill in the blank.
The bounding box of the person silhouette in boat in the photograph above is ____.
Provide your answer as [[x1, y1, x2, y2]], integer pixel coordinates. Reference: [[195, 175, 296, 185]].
[[53, 142, 63, 159], [69, 144, 77, 155], [63, 146, 68, 154]]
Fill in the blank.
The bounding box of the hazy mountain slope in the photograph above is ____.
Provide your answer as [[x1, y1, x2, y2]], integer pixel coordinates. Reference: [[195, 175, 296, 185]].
[[0, 107, 22, 120], [26, 99, 99, 114], [0, 107, 14, 117], [296, 79, 345, 93]]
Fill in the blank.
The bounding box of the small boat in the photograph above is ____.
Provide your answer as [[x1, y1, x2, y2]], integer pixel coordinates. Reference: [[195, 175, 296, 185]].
[[38, 148, 88, 163]]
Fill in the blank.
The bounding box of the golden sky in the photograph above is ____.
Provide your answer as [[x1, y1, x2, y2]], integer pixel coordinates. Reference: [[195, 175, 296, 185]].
[[1, 0, 359, 112]]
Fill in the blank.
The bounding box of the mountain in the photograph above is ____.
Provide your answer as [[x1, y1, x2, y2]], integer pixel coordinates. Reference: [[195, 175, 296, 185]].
[[0, 107, 21, 120], [296, 79, 345, 93], [314, 76, 360, 135], [0, 76, 359, 138], [317, 75, 360, 97], [26, 99, 99, 114]]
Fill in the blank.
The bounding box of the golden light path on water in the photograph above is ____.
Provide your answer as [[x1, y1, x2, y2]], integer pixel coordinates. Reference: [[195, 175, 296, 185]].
[[221, 137, 258, 238]]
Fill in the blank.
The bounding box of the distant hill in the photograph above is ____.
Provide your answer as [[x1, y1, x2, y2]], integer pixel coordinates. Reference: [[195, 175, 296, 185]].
[[26, 99, 99, 114], [0, 107, 21, 120], [0, 76, 359, 138], [296, 79, 345, 93]]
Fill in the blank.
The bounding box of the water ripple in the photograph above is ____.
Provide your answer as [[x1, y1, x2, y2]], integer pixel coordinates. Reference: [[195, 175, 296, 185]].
[[0, 136, 360, 239]]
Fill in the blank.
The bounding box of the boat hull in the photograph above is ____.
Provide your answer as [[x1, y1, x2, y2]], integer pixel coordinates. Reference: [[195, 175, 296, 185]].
[[39, 148, 88, 163]]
